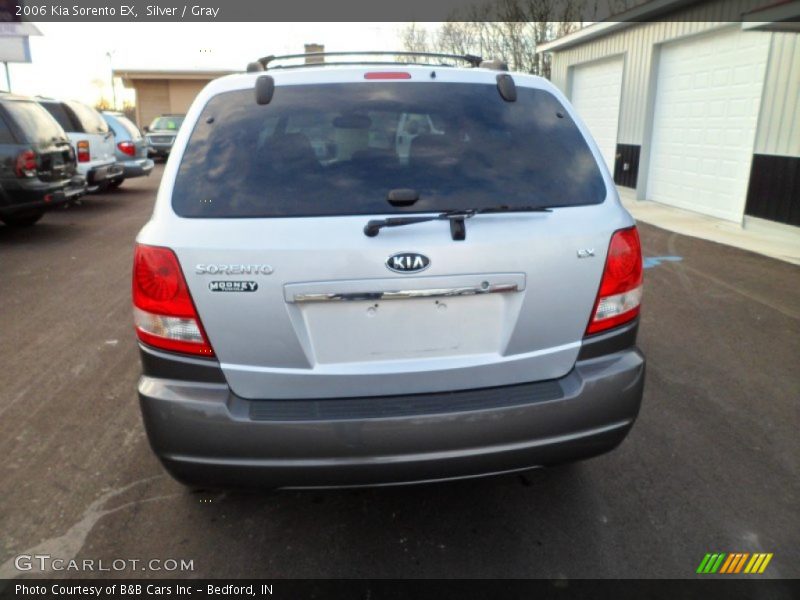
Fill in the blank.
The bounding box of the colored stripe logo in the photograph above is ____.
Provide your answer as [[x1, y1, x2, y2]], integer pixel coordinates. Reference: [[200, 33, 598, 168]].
[[696, 553, 773, 574]]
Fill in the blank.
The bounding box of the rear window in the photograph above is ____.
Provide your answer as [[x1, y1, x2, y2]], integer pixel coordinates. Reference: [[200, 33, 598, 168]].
[[150, 116, 184, 131], [0, 114, 15, 143], [172, 82, 606, 218], [4, 100, 67, 145], [40, 101, 76, 131], [65, 101, 109, 134], [108, 114, 141, 139]]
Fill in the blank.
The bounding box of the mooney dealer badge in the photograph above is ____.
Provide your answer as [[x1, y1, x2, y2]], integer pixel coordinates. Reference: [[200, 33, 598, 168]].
[[209, 281, 258, 292]]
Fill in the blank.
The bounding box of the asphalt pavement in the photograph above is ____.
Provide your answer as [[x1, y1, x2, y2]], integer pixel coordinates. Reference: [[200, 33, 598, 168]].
[[1, 166, 798, 579]]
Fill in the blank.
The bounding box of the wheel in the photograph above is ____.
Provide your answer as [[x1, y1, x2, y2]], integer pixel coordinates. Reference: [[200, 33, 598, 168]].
[[1, 211, 44, 227]]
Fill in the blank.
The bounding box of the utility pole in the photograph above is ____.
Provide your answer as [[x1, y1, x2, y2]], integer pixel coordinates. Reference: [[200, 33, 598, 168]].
[[106, 51, 117, 109]]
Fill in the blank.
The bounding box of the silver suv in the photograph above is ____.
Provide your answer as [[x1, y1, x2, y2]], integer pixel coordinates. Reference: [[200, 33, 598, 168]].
[[38, 98, 123, 192], [133, 52, 645, 489]]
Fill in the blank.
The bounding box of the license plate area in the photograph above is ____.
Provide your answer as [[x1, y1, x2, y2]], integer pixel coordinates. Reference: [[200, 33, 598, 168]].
[[285, 274, 525, 365]]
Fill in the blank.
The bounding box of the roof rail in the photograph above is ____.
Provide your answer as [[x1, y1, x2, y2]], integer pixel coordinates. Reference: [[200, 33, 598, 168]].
[[247, 51, 484, 72]]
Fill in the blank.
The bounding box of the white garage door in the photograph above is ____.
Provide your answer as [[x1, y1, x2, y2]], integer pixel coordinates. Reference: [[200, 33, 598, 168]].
[[647, 27, 770, 222], [570, 56, 624, 172]]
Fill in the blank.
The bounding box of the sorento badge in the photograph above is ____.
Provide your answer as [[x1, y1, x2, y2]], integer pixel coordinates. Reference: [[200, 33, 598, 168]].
[[196, 264, 273, 275]]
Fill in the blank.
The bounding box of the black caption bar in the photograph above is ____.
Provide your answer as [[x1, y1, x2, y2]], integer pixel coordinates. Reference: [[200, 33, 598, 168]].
[[9, 0, 470, 22], [1, 580, 799, 600], [4, 0, 789, 22]]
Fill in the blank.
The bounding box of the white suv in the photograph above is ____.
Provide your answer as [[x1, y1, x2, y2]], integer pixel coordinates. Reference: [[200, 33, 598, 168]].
[[133, 52, 645, 490], [38, 98, 124, 192]]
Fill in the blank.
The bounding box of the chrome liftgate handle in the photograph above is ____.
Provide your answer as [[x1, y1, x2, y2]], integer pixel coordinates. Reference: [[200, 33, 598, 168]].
[[289, 282, 520, 304]]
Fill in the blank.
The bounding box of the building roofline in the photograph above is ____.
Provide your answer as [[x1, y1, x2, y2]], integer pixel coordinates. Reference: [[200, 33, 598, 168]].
[[113, 69, 237, 80], [742, 0, 799, 15], [741, 0, 800, 31], [537, 21, 632, 53], [537, 0, 761, 53]]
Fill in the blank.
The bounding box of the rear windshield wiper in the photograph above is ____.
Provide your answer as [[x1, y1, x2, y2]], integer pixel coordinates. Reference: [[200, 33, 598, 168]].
[[363, 205, 552, 241]]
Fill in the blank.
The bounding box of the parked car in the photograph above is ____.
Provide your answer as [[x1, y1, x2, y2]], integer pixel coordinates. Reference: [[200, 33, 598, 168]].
[[37, 97, 124, 192], [144, 114, 184, 159], [133, 53, 645, 490], [0, 93, 86, 226], [102, 111, 154, 187]]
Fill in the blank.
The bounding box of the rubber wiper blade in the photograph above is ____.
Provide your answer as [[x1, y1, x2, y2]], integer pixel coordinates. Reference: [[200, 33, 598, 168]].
[[476, 205, 553, 214], [363, 209, 475, 239], [363, 205, 552, 241]]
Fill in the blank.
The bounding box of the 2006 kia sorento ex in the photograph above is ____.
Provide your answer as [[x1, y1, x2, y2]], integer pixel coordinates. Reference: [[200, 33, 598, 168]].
[[133, 54, 645, 489]]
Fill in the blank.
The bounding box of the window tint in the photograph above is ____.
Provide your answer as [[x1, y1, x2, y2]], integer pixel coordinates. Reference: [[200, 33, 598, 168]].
[[4, 100, 66, 145], [65, 101, 109, 134], [150, 116, 184, 131], [173, 83, 606, 218], [0, 114, 15, 143], [114, 115, 142, 139], [105, 113, 141, 139], [40, 102, 75, 131]]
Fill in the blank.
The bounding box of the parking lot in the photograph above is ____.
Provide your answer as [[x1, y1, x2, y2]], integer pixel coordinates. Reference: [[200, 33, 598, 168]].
[[0, 165, 797, 579]]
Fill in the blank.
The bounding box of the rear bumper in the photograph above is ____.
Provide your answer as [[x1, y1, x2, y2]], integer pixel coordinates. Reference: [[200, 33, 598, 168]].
[[86, 162, 124, 186], [120, 157, 155, 178], [0, 177, 86, 215], [139, 346, 645, 489], [146, 143, 173, 157]]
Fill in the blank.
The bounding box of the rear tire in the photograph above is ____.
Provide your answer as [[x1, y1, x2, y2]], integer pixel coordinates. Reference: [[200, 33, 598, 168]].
[[1, 211, 44, 227]]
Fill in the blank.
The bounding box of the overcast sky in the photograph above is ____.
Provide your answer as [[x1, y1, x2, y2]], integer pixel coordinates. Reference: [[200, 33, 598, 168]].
[[6, 22, 415, 106]]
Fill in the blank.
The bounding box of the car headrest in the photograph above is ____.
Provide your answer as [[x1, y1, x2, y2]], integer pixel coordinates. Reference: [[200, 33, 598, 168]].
[[410, 134, 461, 170], [258, 133, 321, 174]]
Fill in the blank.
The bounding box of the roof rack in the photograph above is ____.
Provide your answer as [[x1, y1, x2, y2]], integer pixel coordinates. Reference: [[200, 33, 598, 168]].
[[248, 51, 484, 72]]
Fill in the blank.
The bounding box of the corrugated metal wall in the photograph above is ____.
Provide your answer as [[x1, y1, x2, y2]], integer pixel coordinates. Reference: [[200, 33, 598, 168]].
[[548, 0, 799, 157]]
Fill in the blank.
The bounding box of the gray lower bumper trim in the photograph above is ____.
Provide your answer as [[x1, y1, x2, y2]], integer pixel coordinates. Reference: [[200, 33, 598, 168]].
[[248, 378, 563, 421], [139, 348, 644, 488], [166, 420, 630, 469]]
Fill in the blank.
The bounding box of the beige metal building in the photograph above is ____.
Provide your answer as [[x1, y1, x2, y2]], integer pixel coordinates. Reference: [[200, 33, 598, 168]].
[[113, 45, 327, 130], [539, 0, 800, 230], [114, 69, 235, 130]]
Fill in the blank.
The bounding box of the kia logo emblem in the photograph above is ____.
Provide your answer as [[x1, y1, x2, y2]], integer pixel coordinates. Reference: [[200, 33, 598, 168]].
[[386, 252, 430, 274]]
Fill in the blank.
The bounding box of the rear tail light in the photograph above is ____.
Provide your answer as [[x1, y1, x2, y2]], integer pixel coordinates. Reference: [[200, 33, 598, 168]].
[[132, 244, 214, 357], [15, 150, 37, 177], [586, 226, 643, 335], [117, 141, 136, 157], [77, 140, 90, 162]]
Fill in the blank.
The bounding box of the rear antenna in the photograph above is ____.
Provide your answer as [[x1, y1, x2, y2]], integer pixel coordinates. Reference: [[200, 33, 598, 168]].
[[496, 73, 517, 102], [255, 75, 275, 105]]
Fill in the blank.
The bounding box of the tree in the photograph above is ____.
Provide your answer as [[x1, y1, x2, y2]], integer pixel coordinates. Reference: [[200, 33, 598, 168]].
[[94, 98, 112, 112], [121, 101, 136, 124], [401, 0, 640, 78]]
